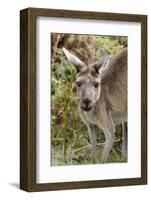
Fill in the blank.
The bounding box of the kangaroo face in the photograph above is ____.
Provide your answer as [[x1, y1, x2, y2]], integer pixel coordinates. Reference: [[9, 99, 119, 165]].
[[75, 70, 101, 111], [62, 47, 110, 111]]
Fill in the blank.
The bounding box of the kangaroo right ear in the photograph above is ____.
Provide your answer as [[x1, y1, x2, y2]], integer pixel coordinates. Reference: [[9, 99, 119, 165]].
[[62, 47, 87, 73], [93, 55, 112, 74]]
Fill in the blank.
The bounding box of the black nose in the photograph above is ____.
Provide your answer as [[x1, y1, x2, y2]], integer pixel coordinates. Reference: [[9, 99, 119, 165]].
[[83, 98, 91, 105]]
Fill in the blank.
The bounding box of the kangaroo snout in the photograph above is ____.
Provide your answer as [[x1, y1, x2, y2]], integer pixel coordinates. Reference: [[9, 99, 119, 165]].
[[81, 98, 92, 111], [83, 98, 91, 105]]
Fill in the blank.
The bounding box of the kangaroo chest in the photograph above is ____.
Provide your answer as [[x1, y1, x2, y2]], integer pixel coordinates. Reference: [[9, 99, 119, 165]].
[[79, 99, 105, 127], [79, 104, 127, 127], [80, 108, 99, 126]]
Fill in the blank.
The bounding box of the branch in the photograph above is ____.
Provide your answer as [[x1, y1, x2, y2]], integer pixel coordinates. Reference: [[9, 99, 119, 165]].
[[68, 138, 121, 154]]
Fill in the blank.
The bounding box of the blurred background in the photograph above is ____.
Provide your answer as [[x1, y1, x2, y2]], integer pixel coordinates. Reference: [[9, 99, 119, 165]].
[[51, 33, 127, 166]]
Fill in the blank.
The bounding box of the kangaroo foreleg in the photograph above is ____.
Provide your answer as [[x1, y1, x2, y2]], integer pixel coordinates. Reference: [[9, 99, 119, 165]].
[[87, 124, 97, 163], [100, 114, 115, 163]]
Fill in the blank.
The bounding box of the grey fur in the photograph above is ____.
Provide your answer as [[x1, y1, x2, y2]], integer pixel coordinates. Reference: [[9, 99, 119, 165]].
[[63, 47, 127, 163]]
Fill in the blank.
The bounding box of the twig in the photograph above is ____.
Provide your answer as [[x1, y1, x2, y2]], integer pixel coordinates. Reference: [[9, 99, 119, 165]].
[[52, 33, 61, 63], [68, 138, 121, 154]]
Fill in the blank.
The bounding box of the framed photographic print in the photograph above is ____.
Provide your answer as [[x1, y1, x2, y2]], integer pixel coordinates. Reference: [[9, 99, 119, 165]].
[[20, 8, 147, 191]]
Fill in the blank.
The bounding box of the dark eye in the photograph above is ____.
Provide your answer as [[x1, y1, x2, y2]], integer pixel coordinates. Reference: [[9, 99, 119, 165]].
[[76, 81, 82, 87], [94, 82, 99, 88]]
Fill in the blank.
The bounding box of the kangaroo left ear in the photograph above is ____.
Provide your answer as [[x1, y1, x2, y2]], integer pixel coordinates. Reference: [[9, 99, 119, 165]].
[[93, 55, 112, 74], [62, 47, 87, 73]]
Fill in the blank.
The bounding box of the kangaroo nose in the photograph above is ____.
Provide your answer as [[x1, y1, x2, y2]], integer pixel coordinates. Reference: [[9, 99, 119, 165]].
[[83, 98, 91, 105]]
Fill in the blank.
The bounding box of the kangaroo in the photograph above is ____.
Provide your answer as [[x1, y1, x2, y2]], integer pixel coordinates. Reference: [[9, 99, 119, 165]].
[[63, 47, 127, 163]]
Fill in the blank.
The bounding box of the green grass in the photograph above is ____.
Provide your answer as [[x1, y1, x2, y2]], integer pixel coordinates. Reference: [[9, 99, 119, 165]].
[[51, 124, 127, 166]]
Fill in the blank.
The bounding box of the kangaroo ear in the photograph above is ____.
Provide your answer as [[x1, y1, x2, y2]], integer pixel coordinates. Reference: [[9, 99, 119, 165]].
[[62, 47, 87, 73], [93, 55, 112, 74]]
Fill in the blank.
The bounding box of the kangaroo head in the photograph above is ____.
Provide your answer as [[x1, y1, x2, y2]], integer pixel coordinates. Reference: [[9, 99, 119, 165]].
[[63, 47, 111, 112]]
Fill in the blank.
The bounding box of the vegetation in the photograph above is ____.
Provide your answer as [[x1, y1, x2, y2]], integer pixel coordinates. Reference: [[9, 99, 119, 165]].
[[51, 33, 127, 166]]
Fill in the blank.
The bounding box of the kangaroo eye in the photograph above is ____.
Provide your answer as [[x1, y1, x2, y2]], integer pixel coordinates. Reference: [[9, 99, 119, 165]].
[[94, 82, 99, 88], [76, 81, 82, 87]]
